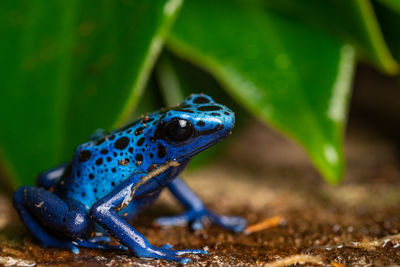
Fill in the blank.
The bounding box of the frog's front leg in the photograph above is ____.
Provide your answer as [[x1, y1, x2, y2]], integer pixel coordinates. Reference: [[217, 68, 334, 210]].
[[154, 178, 247, 232], [89, 174, 207, 264]]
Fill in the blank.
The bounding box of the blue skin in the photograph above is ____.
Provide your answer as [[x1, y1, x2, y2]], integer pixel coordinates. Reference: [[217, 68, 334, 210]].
[[13, 94, 247, 264]]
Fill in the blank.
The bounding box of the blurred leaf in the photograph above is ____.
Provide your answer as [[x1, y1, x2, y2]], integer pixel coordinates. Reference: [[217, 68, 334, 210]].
[[0, 0, 183, 186], [263, 0, 398, 75], [374, 1, 400, 63], [156, 53, 186, 106], [131, 75, 165, 119], [168, 0, 356, 183], [376, 0, 400, 13]]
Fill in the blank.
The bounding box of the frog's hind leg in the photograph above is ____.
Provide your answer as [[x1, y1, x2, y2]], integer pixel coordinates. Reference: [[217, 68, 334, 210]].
[[155, 178, 247, 232], [13, 186, 93, 253], [37, 163, 69, 189]]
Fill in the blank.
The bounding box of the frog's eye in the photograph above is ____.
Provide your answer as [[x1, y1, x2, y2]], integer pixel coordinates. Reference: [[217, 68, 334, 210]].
[[165, 119, 193, 142]]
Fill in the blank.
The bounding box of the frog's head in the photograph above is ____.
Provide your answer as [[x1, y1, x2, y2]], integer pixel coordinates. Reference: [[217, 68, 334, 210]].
[[150, 94, 235, 163], [83, 94, 234, 177]]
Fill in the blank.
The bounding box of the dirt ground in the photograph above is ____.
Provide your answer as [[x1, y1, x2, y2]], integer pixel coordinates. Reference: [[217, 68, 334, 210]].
[[1, 113, 400, 266]]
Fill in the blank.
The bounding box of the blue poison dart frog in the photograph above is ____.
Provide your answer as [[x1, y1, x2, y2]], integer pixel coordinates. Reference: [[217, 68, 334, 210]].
[[13, 94, 247, 264]]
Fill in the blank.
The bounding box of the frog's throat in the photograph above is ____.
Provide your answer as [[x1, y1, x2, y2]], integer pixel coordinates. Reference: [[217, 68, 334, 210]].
[[116, 161, 180, 212]]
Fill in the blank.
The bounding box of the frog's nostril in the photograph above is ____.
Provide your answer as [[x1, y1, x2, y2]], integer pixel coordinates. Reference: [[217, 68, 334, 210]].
[[223, 112, 235, 130]]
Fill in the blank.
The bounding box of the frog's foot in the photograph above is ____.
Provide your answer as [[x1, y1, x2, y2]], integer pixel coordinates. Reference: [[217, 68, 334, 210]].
[[40, 237, 81, 254], [38, 234, 128, 253], [74, 239, 128, 251], [154, 209, 247, 232], [140, 245, 208, 264]]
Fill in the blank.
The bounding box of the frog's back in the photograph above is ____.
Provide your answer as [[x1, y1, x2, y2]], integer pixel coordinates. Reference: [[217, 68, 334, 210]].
[[54, 115, 161, 207]]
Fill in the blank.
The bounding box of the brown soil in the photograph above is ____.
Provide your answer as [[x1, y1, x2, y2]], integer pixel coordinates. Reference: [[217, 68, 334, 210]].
[[1, 117, 400, 266]]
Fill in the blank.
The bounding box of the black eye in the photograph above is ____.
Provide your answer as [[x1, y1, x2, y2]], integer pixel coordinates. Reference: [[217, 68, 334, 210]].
[[165, 119, 193, 142]]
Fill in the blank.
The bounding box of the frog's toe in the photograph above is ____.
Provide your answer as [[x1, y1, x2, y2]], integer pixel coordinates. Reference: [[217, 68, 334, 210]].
[[110, 245, 129, 251], [179, 258, 192, 264], [169, 248, 208, 256], [158, 244, 208, 256], [87, 235, 111, 243], [142, 246, 199, 264], [154, 213, 190, 227], [69, 244, 80, 254], [210, 214, 247, 232], [155, 210, 211, 230], [161, 243, 173, 249], [160, 244, 208, 255], [190, 218, 204, 231], [55, 242, 80, 254], [75, 239, 128, 251], [41, 238, 80, 254]]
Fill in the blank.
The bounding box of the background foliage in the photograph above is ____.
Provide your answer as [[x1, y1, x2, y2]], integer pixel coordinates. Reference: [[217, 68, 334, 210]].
[[0, 0, 399, 187]]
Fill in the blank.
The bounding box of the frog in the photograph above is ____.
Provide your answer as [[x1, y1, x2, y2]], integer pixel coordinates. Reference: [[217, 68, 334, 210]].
[[13, 94, 247, 264]]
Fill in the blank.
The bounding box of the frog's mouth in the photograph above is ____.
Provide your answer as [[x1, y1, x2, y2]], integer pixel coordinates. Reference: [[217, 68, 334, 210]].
[[192, 124, 224, 137], [177, 134, 228, 161]]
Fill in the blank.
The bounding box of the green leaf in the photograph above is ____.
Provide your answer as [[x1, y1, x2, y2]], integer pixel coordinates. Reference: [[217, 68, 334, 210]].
[[374, 1, 400, 63], [130, 76, 165, 120], [376, 0, 400, 13], [263, 0, 398, 75], [156, 53, 186, 106], [168, 0, 356, 183], [0, 0, 183, 186]]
